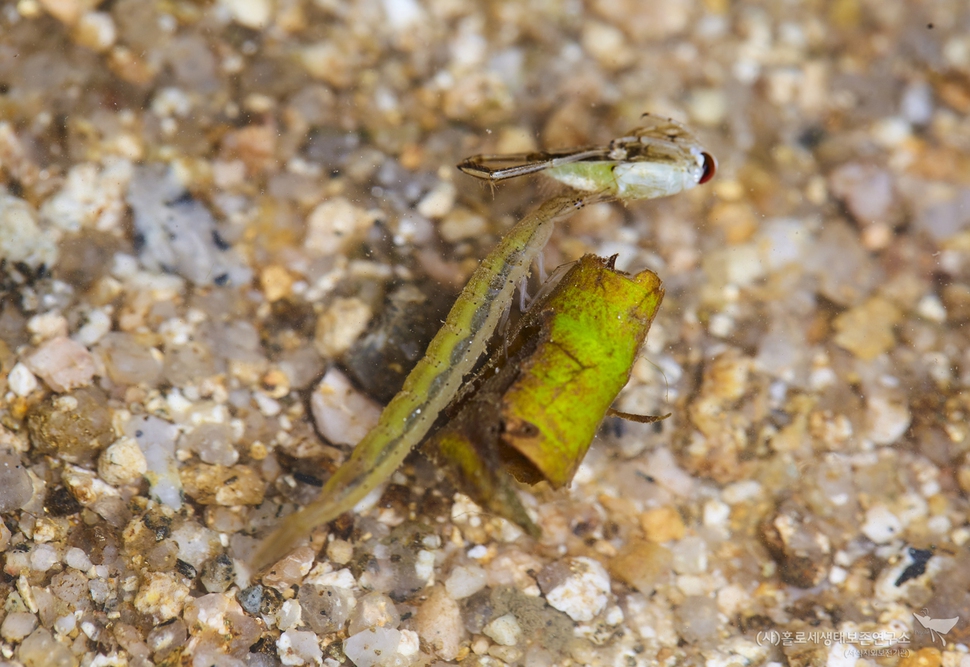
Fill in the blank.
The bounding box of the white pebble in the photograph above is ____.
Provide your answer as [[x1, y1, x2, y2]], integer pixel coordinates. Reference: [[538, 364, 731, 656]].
[[278, 629, 324, 666], [444, 564, 488, 600], [416, 181, 456, 219], [73, 11, 116, 52], [866, 394, 911, 446], [861, 505, 902, 544], [133, 572, 190, 621], [916, 293, 946, 323], [0, 194, 58, 270], [483, 613, 521, 646], [311, 368, 381, 447], [722, 480, 763, 504], [0, 611, 38, 642], [98, 437, 148, 486], [382, 0, 425, 31], [74, 308, 113, 346], [544, 557, 611, 622], [27, 311, 68, 340], [220, 0, 272, 29], [304, 197, 379, 258], [53, 613, 76, 636], [343, 626, 402, 667], [29, 543, 59, 571], [276, 599, 303, 632], [7, 362, 38, 397], [65, 547, 92, 572], [702, 499, 731, 527]]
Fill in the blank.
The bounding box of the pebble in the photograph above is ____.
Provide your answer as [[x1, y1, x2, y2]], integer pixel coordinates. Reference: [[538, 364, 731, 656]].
[[861, 505, 903, 544], [278, 629, 324, 666], [538, 557, 611, 622], [416, 181, 457, 219], [413, 585, 464, 660], [180, 462, 267, 505], [310, 368, 382, 447], [72, 11, 117, 52], [298, 584, 356, 634], [27, 388, 114, 464], [609, 539, 673, 594], [865, 393, 911, 446], [127, 413, 183, 510], [7, 362, 38, 397], [671, 536, 709, 576], [0, 194, 58, 269], [126, 164, 251, 287], [722, 480, 762, 504], [200, 554, 236, 593], [828, 163, 895, 226], [1, 611, 38, 642], [23, 336, 96, 392], [640, 506, 686, 543], [277, 599, 303, 631], [304, 197, 380, 258], [315, 297, 373, 359], [97, 332, 163, 387], [181, 423, 238, 466], [675, 596, 721, 644], [347, 591, 399, 635], [444, 564, 487, 599], [97, 436, 148, 486], [832, 297, 902, 361], [343, 626, 410, 667], [483, 613, 522, 646], [134, 572, 191, 622], [438, 207, 488, 243], [18, 627, 74, 667], [219, 0, 272, 29], [171, 521, 222, 570], [0, 448, 33, 512]]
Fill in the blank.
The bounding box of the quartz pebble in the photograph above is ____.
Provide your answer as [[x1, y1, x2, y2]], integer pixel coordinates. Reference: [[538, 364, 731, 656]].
[[24, 336, 96, 392], [126, 164, 251, 287], [444, 564, 487, 599], [278, 629, 324, 665], [413, 585, 464, 660], [18, 627, 73, 667], [97, 332, 163, 386], [97, 436, 148, 486], [0, 194, 58, 269], [7, 362, 38, 397], [1, 611, 38, 642], [134, 572, 191, 622], [311, 368, 382, 447], [861, 505, 903, 544], [315, 297, 373, 358], [483, 612, 522, 646], [343, 626, 416, 667], [347, 591, 399, 635], [304, 197, 379, 257], [0, 448, 34, 512], [127, 414, 182, 510], [538, 557, 611, 622], [299, 584, 356, 634]]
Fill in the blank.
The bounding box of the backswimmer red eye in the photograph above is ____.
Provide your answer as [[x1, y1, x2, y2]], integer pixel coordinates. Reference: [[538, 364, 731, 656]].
[[698, 151, 717, 185]]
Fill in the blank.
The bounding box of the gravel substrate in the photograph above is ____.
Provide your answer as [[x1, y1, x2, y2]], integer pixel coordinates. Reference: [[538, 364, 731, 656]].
[[1, 1, 970, 666]]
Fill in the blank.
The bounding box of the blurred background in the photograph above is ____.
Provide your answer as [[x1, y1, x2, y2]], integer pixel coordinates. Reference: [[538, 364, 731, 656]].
[[1, 0, 969, 665]]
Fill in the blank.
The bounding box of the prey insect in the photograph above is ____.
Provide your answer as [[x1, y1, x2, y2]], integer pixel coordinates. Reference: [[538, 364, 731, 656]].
[[252, 115, 715, 570]]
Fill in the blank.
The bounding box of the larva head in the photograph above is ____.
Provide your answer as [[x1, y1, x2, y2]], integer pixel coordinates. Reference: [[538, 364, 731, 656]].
[[608, 115, 717, 200]]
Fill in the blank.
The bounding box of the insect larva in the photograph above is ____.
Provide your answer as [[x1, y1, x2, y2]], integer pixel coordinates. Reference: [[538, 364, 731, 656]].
[[252, 115, 714, 569]]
